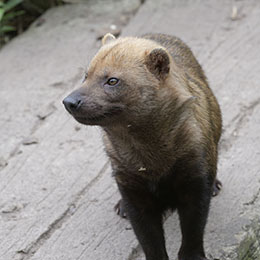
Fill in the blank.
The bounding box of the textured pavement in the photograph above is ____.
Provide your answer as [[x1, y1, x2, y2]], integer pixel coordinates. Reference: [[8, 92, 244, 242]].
[[0, 0, 259, 259]]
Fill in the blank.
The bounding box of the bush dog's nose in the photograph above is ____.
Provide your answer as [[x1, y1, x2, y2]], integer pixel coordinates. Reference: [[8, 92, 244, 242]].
[[63, 95, 82, 114]]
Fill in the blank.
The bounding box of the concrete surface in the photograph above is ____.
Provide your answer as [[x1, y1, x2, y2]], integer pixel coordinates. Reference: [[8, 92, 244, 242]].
[[0, 0, 259, 259]]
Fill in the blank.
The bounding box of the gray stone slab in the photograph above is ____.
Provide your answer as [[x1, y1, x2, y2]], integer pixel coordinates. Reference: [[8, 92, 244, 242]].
[[0, 0, 259, 259]]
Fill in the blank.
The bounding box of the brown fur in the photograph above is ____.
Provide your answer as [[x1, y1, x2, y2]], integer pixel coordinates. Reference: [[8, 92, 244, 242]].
[[89, 34, 222, 182], [63, 33, 222, 260]]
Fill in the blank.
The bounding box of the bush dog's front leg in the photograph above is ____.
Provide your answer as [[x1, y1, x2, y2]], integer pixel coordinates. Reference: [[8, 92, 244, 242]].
[[177, 176, 212, 260], [117, 181, 169, 260]]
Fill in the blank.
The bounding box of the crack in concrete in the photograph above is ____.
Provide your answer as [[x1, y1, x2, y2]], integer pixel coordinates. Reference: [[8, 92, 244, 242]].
[[17, 161, 110, 260], [17, 206, 74, 259], [244, 187, 260, 206], [226, 97, 260, 134], [220, 96, 260, 153]]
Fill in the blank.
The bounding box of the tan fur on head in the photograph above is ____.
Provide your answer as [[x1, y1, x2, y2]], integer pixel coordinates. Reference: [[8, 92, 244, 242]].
[[89, 37, 172, 84], [102, 33, 116, 45], [65, 33, 222, 181]]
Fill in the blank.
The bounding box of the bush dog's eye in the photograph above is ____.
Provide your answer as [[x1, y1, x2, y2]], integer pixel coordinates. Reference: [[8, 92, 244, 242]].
[[106, 78, 119, 86]]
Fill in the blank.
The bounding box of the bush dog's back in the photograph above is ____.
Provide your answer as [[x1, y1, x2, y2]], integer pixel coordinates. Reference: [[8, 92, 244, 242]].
[[63, 33, 222, 260]]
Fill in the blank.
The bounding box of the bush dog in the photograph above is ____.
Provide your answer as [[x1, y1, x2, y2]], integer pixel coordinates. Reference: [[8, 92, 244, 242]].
[[63, 33, 222, 260]]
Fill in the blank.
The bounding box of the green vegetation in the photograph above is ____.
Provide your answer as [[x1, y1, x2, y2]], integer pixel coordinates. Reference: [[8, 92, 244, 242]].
[[237, 219, 260, 260], [0, 0, 64, 47]]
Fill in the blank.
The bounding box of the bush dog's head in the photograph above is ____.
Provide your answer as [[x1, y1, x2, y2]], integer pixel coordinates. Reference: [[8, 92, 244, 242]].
[[63, 33, 171, 126]]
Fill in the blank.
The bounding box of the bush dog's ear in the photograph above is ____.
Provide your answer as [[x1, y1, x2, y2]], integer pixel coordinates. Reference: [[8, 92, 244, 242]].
[[102, 33, 116, 45], [145, 48, 170, 80]]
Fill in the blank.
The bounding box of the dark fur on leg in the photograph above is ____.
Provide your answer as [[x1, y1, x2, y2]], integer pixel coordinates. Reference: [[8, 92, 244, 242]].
[[117, 179, 169, 260], [177, 176, 212, 260]]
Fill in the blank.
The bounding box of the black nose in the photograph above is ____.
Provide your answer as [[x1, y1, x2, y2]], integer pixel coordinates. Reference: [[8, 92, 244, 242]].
[[63, 95, 82, 114]]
